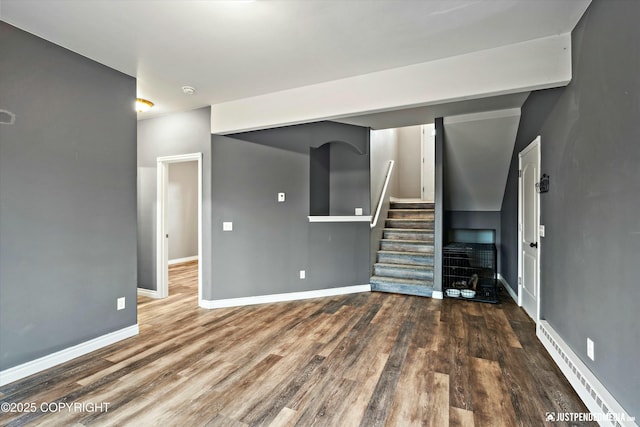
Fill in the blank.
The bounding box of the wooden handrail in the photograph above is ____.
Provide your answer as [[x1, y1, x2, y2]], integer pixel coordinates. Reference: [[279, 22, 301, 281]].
[[370, 160, 394, 229]]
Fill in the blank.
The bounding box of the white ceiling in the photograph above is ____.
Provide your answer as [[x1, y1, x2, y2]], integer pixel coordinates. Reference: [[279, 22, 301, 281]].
[[1, 0, 591, 120]]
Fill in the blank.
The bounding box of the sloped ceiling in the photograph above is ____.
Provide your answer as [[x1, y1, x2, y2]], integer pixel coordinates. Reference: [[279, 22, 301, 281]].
[[336, 92, 529, 130], [443, 109, 522, 211]]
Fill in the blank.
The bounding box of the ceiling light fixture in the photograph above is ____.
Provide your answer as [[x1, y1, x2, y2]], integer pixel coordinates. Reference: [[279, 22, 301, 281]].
[[182, 86, 196, 95], [135, 98, 154, 112]]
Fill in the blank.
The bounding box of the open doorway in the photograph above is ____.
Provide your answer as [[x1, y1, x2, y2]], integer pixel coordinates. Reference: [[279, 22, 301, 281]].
[[156, 153, 203, 304]]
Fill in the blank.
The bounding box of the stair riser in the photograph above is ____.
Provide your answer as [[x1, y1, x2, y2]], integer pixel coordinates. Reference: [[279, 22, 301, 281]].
[[380, 241, 434, 253], [377, 253, 433, 266], [390, 202, 434, 210], [374, 265, 434, 280], [370, 281, 434, 297], [385, 220, 434, 229], [383, 230, 434, 241], [388, 210, 434, 219]]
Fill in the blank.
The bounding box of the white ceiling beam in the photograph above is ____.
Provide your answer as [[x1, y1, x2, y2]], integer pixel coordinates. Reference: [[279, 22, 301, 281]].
[[211, 33, 571, 134]]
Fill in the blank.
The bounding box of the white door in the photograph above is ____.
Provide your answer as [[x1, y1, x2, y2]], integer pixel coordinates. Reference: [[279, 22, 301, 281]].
[[519, 137, 540, 322], [421, 123, 435, 201]]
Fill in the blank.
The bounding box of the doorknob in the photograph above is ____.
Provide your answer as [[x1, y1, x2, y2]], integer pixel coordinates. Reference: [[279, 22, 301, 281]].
[[529, 242, 538, 248]]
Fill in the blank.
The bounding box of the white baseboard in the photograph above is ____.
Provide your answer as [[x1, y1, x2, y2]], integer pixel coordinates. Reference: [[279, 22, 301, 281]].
[[168, 255, 198, 265], [0, 324, 139, 387], [137, 287, 162, 299], [432, 290, 443, 300], [537, 321, 637, 427], [497, 274, 518, 303], [200, 284, 371, 309]]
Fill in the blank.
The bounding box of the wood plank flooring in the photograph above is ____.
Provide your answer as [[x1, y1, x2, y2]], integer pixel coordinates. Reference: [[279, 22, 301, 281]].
[[0, 261, 594, 426]]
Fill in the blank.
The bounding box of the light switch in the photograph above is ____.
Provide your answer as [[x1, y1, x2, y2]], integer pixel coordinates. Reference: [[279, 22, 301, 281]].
[[355, 207, 363, 216], [278, 192, 285, 202], [223, 222, 233, 231], [539, 224, 545, 237], [299, 270, 306, 279]]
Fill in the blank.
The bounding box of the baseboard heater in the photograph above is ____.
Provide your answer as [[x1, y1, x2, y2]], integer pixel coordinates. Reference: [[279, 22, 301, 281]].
[[537, 321, 637, 427]]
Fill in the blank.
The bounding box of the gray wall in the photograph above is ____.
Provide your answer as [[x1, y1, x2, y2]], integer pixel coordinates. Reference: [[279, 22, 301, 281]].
[[396, 125, 422, 198], [446, 211, 501, 242], [168, 161, 198, 261], [211, 122, 371, 300], [329, 142, 370, 216], [0, 22, 137, 370], [433, 117, 444, 293], [137, 107, 212, 291], [500, 89, 563, 291], [501, 0, 640, 417], [446, 210, 501, 271]]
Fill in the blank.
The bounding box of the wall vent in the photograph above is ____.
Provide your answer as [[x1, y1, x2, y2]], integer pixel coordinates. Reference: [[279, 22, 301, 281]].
[[537, 321, 637, 427]]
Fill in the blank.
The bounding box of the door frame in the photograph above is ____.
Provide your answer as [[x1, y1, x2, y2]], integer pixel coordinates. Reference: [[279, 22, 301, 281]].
[[517, 136, 541, 325], [420, 123, 435, 202], [156, 153, 203, 304]]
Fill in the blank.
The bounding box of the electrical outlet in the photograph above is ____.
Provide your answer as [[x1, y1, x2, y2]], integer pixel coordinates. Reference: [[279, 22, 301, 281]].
[[354, 207, 363, 216], [223, 222, 233, 231], [117, 297, 126, 311], [539, 224, 546, 237], [278, 192, 285, 202], [299, 270, 306, 279], [587, 338, 595, 360]]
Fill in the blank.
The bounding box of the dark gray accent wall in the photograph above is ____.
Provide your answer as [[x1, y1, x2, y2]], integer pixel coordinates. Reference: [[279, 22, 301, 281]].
[[0, 22, 137, 370], [500, 89, 563, 291], [211, 122, 371, 300], [137, 107, 212, 292], [500, 0, 640, 417], [309, 145, 330, 216], [446, 210, 501, 270], [329, 142, 370, 216], [433, 117, 444, 293]]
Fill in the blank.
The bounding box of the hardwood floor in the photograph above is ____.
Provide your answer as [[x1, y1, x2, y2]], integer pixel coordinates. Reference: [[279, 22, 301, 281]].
[[0, 261, 594, 426]]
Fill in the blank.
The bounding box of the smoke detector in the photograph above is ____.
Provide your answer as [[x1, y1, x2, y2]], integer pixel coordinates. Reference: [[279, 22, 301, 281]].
[[182, 86, 196, 95]]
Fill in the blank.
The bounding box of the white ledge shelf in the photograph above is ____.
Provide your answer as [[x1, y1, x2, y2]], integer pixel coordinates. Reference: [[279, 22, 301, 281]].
[[307, 215, 372, 223]]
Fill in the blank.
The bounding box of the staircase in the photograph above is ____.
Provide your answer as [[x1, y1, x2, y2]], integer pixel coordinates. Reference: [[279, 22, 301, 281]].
[[370, 201, 435, 297]]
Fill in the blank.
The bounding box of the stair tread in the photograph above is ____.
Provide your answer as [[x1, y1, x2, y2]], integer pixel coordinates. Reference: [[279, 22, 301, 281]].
[[390, 201, 434, 204], [374, 263, 433, 270], [381, 238, 434, 244], [388, 209, 434, 212], [383, 228, 434, 231], [386, 218, 433, 221], [378, 250, 433, 256], [370, 276, 434, 286], [390, 203, 434, 207]]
